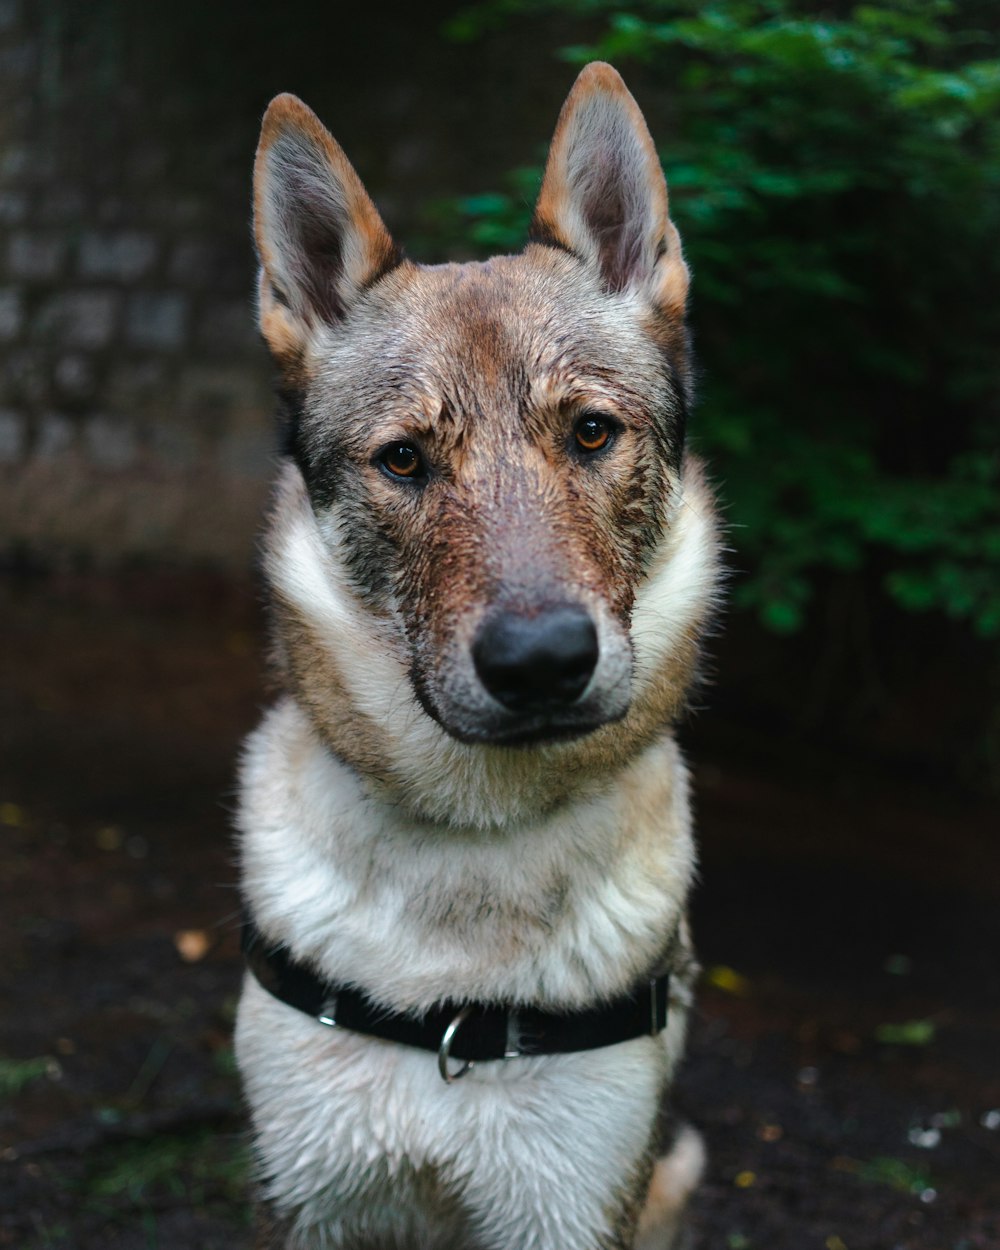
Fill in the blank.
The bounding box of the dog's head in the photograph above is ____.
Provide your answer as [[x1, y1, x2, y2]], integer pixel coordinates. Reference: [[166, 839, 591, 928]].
[[253, 64, 717, 801]]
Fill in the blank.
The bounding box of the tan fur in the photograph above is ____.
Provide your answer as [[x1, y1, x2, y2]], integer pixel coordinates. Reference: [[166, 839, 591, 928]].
[[634, 1127, 706, 1250], [236, 62, 718, 1249]]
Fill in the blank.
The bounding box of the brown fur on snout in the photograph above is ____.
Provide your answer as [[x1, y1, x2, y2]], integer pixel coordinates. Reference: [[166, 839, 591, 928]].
[[373, 258, 674, 606]]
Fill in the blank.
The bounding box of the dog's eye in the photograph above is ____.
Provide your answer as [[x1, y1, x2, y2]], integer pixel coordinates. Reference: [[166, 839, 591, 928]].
[[574, 415, 614, 454], [378, 442, 424, 480]]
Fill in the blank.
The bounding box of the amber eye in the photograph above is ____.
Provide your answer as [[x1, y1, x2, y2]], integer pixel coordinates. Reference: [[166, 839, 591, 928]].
[[574, 414, 614, 454], [378, 442, 424, 480]]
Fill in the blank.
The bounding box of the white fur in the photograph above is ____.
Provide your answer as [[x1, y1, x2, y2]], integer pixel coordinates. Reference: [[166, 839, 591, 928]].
[[238, 978, 685, 1249], [633, 473, 721, 686], [239, 699, 694, 1010]]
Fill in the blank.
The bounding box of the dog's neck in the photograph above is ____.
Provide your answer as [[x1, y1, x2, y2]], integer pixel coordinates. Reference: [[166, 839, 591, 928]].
[[238, 696, 697, 1012]]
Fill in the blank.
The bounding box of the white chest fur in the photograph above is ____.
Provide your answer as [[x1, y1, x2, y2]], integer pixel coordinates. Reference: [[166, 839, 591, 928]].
[[236, 704, 696, 1247], [237, 974, 686, 1248], [238, 699, 694, 1012]]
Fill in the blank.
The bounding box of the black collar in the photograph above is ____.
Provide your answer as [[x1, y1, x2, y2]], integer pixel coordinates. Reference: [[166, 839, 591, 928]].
[[242, 918, 669, 1080]]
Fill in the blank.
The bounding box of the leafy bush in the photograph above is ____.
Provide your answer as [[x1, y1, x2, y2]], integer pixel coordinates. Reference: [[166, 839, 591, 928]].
[[438, 0, 1000, 634]]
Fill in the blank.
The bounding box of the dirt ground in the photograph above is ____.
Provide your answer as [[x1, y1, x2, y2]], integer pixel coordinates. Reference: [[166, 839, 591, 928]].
[[1, 570, 998, 1249]]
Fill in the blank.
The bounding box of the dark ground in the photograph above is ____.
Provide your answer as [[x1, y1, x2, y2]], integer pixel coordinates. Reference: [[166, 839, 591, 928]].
[[1, 570, 998, 1250]]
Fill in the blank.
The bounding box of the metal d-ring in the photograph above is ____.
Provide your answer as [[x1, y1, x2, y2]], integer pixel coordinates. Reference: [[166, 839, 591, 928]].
[[438, 1005, 475, 1084]]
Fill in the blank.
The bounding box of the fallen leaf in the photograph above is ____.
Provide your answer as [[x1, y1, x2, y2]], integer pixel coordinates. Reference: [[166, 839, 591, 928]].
[[705, 965, 751, 996], [174, 929, 213, 963]]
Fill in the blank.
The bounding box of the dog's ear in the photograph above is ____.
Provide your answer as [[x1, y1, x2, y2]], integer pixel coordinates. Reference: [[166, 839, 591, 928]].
[[531, 63, 688, 318], [253, 94, 401, 363]]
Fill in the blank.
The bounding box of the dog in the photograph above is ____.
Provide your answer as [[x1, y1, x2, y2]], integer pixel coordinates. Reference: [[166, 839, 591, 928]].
[[234, 61, 721, 1250]]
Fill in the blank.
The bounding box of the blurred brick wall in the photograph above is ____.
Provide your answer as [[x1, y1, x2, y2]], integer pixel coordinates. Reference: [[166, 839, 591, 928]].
[[0, 0, 275, 569]]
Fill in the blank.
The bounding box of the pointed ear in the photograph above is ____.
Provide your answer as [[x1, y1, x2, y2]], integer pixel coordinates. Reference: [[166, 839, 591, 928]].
[[531, 63, 688, 317], [253, 93, 401, 364]]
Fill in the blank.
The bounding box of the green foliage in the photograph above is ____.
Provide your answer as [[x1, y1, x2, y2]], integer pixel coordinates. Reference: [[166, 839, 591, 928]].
[[439, 0, 1000, 634], [856, 1154, 934, 1194], [85, 1128, 250, 1212], [0, 1055, 55, 1099], [874, 1017, 936, 1045]]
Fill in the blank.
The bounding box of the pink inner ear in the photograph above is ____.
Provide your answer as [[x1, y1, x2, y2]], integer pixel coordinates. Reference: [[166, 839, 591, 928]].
[[259, 111, 401, 331], [578, 141, 649, 293], [269, 141, 350, 324], [530, 64, 676, 297]]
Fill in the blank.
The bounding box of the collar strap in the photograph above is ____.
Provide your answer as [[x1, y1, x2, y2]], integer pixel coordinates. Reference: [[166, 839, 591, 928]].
[[243, 919, 669, 1077]]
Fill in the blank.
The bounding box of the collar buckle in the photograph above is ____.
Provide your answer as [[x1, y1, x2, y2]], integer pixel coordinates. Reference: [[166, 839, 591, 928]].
[[438, 1005, 474, 1084]]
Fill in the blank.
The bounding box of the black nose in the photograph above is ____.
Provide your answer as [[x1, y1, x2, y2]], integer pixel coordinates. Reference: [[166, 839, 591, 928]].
[[472, 607, 599, 713]]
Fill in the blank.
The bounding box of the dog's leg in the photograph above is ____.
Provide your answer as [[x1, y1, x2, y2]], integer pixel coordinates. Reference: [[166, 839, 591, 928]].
[[632, 1125, 705, 1250], [456, 1113, 666, 1250]]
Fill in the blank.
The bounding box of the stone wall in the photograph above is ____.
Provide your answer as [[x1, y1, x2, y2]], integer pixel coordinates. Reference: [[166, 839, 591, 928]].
[[0, 0, 273, 568], [0, 0, 567, 569]]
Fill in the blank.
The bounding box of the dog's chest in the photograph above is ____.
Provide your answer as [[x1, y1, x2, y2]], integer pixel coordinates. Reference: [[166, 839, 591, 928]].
[[237, 699, 696, 1247], [237, 972, 674, 1248], [239, 700, 694, 1011]]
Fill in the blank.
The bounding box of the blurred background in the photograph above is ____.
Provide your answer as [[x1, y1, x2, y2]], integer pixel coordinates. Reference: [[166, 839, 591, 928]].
[[1, 1, 997, 1247]]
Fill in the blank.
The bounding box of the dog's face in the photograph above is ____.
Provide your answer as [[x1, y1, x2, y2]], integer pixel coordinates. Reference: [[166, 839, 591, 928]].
[[254, 65, 702, 754]]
